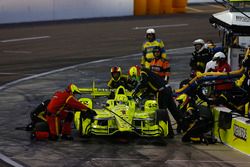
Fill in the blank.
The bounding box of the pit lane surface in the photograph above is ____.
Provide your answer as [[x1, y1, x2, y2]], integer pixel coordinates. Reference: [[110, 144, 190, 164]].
[[1, 3, 250, 167]]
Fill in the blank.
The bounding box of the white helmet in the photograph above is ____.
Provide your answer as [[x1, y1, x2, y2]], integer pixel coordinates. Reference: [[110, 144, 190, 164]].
[[193, 39, 205, 45], [146, 28, 155, 34], [213, 52, 226, 60]]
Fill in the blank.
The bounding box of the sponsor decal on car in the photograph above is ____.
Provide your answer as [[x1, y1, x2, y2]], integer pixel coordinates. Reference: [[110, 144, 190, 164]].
[[233, 124, 247, 141]]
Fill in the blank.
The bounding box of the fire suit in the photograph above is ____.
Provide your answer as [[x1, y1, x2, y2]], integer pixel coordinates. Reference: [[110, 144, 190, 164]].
[[150, 58, 170, 83], [47, 90, 88, 138], [190, 48, 213, 73], [214, 60, 232, 91], [141, 39, 167, 68], [178, 99, 213, 142], [107, 75, 129, 89], [217, 69, 250, 117]]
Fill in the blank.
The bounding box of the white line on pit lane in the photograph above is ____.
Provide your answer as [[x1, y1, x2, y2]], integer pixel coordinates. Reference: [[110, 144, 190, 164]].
[[3, 50, 32, 54], [0, 47, 193, 91], [0, 72, 33, 76], [0, 153, 25, 167], [0, 47, 194, 92], [0, 36, 50, 43], [132, 24, 189, 30]]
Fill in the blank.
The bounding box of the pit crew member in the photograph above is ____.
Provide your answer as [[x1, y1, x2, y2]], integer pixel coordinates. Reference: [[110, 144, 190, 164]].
[[176, 93, 213, 143], [132, 68, 182, 138], [150, 46, 170, 83], [141, 28, 167, 69], [190, 39, 213, 73], [46, 83, 97, 141]]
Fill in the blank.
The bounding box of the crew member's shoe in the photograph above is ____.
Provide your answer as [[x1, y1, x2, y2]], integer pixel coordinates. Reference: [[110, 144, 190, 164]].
[[61, 135, 74, 141], [49, 135, 59, 141]]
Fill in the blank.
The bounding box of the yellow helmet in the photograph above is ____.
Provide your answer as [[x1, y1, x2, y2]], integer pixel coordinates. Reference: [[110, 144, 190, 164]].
[[67, 83, 81, 94], [176, 93, 189, 109], [128, 65, 140, 79]]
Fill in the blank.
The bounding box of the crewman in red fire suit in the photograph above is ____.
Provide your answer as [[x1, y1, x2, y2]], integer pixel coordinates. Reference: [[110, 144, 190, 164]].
[[46, 83, 96, 140]]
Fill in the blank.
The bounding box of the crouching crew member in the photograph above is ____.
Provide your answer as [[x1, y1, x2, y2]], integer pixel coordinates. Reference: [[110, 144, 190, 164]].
[[26, 99, 51, 131], [176, 93, 213, 143], [46, 83, 97, 141]]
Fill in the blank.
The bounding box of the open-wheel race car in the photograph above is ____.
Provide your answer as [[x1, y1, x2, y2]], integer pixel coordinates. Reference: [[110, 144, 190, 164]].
[[74, 85, 169, 137]]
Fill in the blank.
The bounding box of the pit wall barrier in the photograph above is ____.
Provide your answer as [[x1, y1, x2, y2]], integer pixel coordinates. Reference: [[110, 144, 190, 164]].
[[134, 0, 188, 15], [212, 107, 250, 155], [0, 0, 134, 24], [0, 0, 216, 24]]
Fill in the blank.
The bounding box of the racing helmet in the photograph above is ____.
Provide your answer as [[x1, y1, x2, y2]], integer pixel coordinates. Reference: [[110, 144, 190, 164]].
[[67, 83, 81, 94], [212, 51, 221, 61], [193, 39, 205, 52], [111, 66, 122, 81], [146, 28, 156, 41], [176, 93, 189, 110], [153, 46, 162, 59], [214, 52, 226, 61], [128, 65, 140, 80], [192, 39, 205, 46]]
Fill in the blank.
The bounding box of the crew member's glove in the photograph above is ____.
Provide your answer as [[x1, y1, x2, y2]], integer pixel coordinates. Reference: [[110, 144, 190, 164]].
[[84, 108, 97, 120]]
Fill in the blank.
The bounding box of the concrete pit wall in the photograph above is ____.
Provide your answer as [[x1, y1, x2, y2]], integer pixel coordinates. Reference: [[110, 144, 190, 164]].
[[0, 0, 219, 24], [0, 0, 133, 24]]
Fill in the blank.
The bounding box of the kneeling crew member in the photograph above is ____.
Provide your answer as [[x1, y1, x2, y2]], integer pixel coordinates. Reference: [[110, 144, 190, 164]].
[[176, 94, 213, 143], [47, 83, 96, 140]]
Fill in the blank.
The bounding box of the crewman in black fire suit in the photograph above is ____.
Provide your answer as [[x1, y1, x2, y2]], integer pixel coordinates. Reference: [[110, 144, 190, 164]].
[[132, 68, 182, 138], [176, 93, 213, 143]]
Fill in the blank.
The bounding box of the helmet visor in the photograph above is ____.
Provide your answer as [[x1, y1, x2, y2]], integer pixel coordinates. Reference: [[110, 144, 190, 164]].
[[112, 72, 120, 81], [146, 34, 155, 41], [194, 44, 202, 51]]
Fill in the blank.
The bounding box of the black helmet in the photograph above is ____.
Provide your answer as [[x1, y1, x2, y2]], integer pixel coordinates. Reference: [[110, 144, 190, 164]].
[[111, 66, 122, 81]]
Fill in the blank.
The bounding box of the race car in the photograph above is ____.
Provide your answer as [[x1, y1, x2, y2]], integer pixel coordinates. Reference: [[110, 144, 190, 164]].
[[74, 85, 168, 137]]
